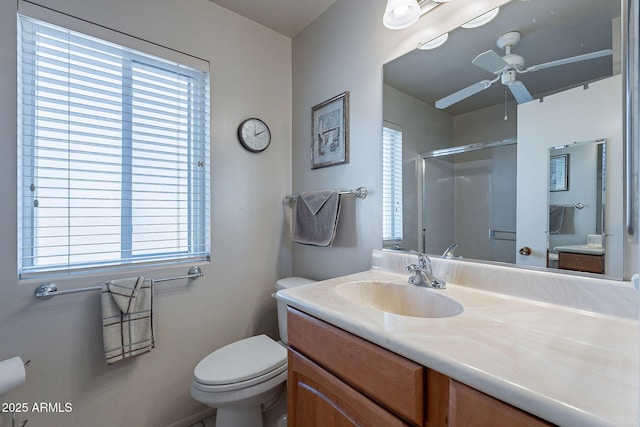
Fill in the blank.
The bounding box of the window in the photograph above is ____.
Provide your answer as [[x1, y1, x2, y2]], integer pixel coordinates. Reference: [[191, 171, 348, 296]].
[[18, 15, 210, 278], [382, 124, 403, 243]]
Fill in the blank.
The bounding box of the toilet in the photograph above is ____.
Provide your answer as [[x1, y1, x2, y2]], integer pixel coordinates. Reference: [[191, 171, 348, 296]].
[[191, 277, 316, 427]]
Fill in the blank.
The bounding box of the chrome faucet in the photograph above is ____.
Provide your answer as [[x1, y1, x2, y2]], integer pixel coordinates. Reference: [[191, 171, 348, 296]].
[[406, 252, 446, 289], [442, 243, 458, 259]]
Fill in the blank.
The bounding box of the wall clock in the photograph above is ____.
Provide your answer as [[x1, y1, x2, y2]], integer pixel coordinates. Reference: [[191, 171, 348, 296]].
[[237, 118, 271, 153]]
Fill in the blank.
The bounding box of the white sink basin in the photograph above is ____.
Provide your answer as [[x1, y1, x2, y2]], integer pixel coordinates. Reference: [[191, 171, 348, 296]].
[[335, 281, 463, 318]]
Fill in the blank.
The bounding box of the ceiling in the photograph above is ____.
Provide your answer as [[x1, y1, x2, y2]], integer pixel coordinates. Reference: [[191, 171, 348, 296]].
[[384, 0, 621, 116], [208, 0, 337, 38], [208, 0, 620, 114]]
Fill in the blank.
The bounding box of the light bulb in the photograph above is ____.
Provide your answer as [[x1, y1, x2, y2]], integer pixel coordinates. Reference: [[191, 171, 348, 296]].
[[383, 0, 421, 30], [394, 5, 410, 17]]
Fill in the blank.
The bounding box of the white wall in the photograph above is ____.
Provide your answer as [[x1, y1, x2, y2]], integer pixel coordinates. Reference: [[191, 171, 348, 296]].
[[517, 76, 626, 277], [452, 101, 517, 146], [291, 0, 511, 279], [0, 0, 292, 426]]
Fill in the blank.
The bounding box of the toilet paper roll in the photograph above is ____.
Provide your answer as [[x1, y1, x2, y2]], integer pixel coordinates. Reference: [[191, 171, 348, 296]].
[[0, 357, 26, 395]]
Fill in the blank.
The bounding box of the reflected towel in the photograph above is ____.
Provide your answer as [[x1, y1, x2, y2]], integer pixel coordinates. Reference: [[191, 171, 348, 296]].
[[549, 205, 565, 234], [101, 277, 155, 365], [293, 190, 341, 246]]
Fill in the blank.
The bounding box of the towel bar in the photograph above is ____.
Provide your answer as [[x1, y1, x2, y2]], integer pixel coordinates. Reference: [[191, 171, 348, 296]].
[[285, 186, 367, 201], [34, 266, 203, 300]]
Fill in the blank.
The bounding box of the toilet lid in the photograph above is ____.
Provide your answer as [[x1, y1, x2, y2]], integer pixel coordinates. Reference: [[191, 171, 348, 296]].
[[194, 335, 287, 386]]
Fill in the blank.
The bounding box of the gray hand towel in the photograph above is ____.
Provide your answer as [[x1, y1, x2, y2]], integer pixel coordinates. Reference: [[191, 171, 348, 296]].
[[293, 190, 341, 246], [549, 205, 565, 234], [101, 277, 155, 365]]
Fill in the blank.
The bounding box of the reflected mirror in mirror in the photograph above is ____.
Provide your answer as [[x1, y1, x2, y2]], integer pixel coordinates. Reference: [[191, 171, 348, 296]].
[[547, 140, 607, 275], [382, 0, 624, 279]]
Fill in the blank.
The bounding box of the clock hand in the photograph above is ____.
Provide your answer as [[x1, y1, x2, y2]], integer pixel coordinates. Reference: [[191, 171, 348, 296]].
[[256, 130, 265, 136]]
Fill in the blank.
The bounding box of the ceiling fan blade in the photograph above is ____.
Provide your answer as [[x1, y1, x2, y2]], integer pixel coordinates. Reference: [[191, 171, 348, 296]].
[[472, 50, 509, 73], [435, 80, 493, 109], [508, 81, 533, 104], [525, 49, 613, 72]]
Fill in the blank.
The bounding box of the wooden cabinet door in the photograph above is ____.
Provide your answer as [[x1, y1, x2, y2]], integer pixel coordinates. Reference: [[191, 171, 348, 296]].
[[558, 252, 604, 274], [287, 307, 425, 424], [288, 349, 410, 427], [448, 380, 553, 426]]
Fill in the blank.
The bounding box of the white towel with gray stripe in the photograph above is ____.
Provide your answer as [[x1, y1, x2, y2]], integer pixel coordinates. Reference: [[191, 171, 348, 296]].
[[101, 277, 155, 365]]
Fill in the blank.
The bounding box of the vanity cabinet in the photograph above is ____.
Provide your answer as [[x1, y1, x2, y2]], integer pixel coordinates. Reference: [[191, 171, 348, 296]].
[[288, 350, 409, 426], [557, 252, 604, 274], [287, 307, 554, 427]]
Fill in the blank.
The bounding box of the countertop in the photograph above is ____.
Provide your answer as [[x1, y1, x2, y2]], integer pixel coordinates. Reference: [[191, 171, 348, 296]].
[[277, 263, 639, 426], [554, 244, 605, 255]]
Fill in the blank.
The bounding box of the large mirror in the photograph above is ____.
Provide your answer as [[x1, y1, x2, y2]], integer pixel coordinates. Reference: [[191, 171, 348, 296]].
[[383, 0, 625, 278]]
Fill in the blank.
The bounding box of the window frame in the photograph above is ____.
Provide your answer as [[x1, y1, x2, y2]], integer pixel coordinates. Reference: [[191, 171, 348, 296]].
[[382, 123, 404, 244], [17, 12, 211, 279]]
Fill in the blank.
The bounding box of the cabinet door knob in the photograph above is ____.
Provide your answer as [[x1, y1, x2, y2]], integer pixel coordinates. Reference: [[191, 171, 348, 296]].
[[519, 246, 532, 256]]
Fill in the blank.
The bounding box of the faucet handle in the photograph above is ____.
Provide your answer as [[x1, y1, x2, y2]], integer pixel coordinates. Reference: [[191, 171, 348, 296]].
[[406, 263, 421, 273], [430, 278, 447, 289]]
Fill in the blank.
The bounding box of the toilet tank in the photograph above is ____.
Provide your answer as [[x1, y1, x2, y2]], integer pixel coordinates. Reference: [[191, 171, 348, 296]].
[[276, 277, 316, 344]]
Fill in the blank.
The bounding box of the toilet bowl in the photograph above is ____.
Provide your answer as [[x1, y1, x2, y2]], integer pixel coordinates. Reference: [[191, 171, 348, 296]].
[[191, 277, 315, 427]]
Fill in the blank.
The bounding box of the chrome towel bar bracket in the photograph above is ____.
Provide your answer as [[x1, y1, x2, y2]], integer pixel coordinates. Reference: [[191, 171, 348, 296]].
[[34, 266, 203, 300]]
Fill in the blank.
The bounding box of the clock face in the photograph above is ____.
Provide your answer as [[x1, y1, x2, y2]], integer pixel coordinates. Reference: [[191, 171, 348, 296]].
[[238, 118, 271, 153]]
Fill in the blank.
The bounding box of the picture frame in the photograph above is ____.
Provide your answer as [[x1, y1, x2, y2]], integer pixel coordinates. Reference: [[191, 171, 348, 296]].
[[311, 92, 349, 169], [549, 154, 569, 192]]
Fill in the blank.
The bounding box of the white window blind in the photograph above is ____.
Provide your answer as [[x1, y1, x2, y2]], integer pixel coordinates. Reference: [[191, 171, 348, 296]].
[[382, 124, 403, 242], [18, 15, 210, 278]]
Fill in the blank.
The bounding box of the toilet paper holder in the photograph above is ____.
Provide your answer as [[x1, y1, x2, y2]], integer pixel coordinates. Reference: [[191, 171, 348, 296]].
[[0, 357, 29, 395], [0, 358, 30, 427], [12, 411, 28, 427]]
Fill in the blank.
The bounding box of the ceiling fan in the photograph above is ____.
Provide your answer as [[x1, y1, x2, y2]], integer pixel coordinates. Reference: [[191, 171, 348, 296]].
[[435, 31, 614, 110]]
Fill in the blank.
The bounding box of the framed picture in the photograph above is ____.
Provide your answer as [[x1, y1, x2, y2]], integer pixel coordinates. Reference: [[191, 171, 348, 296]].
[[311, 92, 349, 169], [549, 154, 569, 192]]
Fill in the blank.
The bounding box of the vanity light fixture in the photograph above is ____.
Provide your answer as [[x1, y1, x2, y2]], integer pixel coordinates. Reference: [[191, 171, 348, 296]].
[[460, 7, 500, 28], [417, 32, 449, 50], [383, 0, 452, 30]]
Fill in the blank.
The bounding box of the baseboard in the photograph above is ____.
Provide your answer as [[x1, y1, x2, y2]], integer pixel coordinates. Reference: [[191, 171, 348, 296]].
[[166, 408, 216, 427]]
